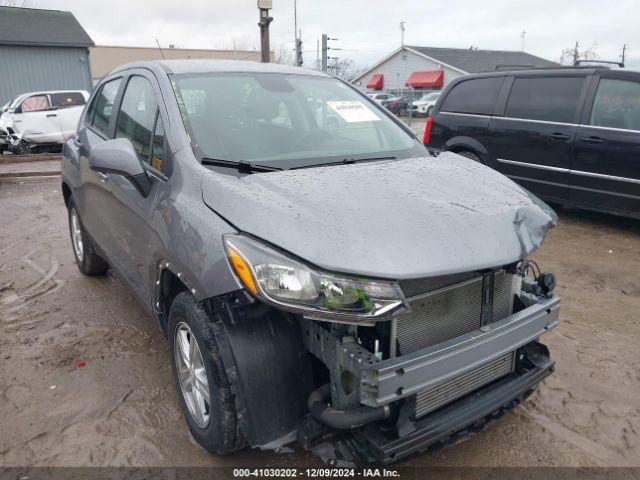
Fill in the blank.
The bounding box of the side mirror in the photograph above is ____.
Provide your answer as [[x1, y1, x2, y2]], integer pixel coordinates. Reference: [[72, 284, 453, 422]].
[[13, 106, 22, 114], [89, 138, 151, 196]]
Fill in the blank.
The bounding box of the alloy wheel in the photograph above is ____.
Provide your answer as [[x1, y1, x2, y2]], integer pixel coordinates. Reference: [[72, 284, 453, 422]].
[[70, 208, 84, 262], [174, 322, 211, 428]]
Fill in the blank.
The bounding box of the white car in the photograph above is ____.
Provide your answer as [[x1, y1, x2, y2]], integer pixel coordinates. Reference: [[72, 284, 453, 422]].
[[366, 92, 398, 104], [411, 91, 441, 116], [0, 90, 89, 154]]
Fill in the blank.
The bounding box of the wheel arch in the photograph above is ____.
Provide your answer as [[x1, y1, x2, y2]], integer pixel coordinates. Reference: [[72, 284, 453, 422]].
[[445, 136, 489, 160]]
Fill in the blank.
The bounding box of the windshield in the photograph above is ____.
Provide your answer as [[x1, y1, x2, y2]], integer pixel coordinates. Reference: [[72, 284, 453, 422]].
[[171, 73, 422, 167], [420, 92, 440, 102]]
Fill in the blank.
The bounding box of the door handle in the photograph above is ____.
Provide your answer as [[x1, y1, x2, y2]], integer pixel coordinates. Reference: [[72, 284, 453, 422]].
[[580, 136, 605, 144], [548, 132, 571, 141], [73, 136, 82, 146], [46, 113, 57, 118], [97, 172, 109, 182]]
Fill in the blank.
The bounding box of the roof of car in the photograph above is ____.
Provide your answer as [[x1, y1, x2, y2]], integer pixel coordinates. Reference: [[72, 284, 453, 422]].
[[445, 67, 640, 84], [111, 59, 330, 77]]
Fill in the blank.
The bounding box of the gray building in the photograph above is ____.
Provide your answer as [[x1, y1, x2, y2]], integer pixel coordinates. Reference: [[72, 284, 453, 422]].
[[352, 45, 558, 93], [0, 6, 94, 105]]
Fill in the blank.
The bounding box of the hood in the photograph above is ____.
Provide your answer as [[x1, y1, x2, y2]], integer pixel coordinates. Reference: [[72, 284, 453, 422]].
[[201, 152, 557, 280]]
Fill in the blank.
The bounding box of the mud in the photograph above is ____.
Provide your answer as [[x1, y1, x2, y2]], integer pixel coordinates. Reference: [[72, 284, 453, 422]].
[[1, 178, 639, 467]]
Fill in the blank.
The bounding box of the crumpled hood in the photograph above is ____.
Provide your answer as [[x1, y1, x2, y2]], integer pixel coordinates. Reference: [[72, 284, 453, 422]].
[[202, 152, 557, 279]]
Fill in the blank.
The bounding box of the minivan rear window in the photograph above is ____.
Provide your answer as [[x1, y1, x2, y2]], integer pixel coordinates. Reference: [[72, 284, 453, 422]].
[[505, 76, 585, 124], [440, 77, 503, 115]]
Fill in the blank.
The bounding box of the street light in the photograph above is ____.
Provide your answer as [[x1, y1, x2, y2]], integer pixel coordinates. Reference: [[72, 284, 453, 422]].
[[257, 0, 273, 63]]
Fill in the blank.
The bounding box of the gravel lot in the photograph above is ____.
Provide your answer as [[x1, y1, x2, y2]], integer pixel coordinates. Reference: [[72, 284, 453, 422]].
[[1, 178, 639, 467]]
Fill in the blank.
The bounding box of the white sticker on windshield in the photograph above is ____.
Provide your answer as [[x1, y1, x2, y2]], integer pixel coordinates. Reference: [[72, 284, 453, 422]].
[[327, 101, 381, 123]]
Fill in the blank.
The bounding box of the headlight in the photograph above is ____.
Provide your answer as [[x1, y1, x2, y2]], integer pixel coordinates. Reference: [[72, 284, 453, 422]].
[[223, 234, 406, 323]]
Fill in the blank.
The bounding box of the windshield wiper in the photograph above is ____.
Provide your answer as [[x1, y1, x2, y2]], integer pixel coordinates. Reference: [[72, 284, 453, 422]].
[[290, 156, 397, 170], [202, 158, 283, 174]]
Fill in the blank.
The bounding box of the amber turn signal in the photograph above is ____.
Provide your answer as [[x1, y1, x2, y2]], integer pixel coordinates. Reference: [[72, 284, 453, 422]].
[[227, 247, 258, 294]]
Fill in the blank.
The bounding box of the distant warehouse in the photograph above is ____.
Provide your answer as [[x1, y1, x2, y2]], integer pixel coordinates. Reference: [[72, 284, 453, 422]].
[[352, 45, 558, 93], [0, 6, 94, 105]]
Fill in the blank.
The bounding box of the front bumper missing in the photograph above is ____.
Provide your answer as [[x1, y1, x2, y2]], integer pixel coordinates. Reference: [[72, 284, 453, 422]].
[[338, 296, 559, 407], [349, 344, 554, 464]]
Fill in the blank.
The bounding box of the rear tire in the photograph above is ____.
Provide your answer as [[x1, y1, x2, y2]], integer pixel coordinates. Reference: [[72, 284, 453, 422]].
[[67, 199, 109, 276], [168, 292, 245, 455], [397, 106, 407, 116]]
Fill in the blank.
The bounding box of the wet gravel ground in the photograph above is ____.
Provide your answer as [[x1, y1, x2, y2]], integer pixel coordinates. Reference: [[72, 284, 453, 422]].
[[1, 178, 639, 467]]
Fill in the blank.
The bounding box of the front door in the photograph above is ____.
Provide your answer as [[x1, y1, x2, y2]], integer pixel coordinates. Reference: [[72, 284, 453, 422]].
[[13, 94, 61, 143], [96, 72, 168, 301], [572, 74, 640, 216], [74, 77, 123, 259], [486, 75, 589, 204]]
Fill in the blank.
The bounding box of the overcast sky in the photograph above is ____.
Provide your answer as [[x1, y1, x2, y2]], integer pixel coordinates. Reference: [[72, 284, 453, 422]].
[[33, 0, 640, 68]]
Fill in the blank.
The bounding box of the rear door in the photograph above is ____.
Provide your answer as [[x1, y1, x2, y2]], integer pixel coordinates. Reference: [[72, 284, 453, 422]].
[[572, 73, 640, 216], [50, 92, 87, 141], [13, 94, 61, 143], [485, 74, 589, 203]]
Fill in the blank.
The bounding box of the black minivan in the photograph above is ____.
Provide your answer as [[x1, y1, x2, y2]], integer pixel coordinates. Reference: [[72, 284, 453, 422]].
[[425, 67, 640, 219]]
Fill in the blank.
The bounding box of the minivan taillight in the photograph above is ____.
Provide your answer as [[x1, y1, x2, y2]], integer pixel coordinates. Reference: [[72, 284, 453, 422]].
[[423, 116, 433, 144]]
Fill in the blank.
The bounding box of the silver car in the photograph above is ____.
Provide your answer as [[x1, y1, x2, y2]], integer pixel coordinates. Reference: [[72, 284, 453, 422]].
[[61, 60, 560, 465]]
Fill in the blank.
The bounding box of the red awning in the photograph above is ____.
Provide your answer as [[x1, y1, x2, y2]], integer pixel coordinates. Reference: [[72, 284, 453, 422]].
[[367, 74, 384, 90], [405, 70, 444, 88]]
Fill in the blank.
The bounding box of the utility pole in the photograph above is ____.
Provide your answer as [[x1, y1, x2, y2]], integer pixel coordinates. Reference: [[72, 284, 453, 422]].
[[400, 20, 405, 47], [621, 44, 628, 65], [520, 30, 526, 51], [296, 34, 303, 66], [572, 41, 579, 65], [321, 34, 328, 72], [321, 34, 339, 73], [293, 0, 302, 66], [257, 0, 273, 63]]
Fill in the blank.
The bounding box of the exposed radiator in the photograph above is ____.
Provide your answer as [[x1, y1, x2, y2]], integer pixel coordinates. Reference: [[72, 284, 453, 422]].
[[415, 351, 516, 418], [396, 271, 515, 354]]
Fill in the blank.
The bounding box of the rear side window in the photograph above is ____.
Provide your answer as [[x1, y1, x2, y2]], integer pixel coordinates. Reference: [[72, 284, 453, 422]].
[[441, 77, 503, 115], [590, 78, 640, 131], [92, 78, 122, 136], [50, 92, 86, 109], [115, 76, 159, 162], [505, 76, 585, 123]]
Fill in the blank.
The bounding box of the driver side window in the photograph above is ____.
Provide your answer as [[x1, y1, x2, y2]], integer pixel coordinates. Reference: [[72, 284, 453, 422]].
[[19, 95, 50, 113], [115, 76, 159, 163]]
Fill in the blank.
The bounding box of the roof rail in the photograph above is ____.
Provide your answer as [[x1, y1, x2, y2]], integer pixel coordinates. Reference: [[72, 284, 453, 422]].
[[494, 64, 539, 71]]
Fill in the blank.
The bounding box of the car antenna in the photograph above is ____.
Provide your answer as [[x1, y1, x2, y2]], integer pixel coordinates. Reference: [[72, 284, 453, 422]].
[[155, 38, 166, 60]]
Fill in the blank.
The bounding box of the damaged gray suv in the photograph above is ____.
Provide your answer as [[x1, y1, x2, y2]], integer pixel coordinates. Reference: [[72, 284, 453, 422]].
[[61, 60, 560, 465]]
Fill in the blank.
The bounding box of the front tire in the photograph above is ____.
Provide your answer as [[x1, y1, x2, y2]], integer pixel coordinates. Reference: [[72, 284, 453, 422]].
[[168, 292, 245, 455], [68, 200, 109, 275]]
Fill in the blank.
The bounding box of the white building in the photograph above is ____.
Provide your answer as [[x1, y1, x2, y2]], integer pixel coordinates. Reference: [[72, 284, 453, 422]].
[[352, 45, 557, 93]]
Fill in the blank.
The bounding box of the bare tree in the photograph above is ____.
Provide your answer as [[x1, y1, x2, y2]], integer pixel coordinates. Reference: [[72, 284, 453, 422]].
[[560, 41, 598, 65], [327, 59, 368, 81], [274, 43, 294, 65], [0, 0, 33, 6], [224, 35, 258, 59]]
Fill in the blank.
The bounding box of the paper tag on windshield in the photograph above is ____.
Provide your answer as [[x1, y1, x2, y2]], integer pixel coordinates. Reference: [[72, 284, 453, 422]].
[[327, 101, 380, 123]]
